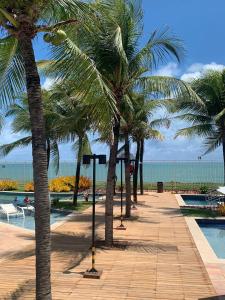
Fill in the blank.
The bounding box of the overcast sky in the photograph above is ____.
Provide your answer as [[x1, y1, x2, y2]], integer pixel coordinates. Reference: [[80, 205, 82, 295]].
[[1, 0, 225, 162]]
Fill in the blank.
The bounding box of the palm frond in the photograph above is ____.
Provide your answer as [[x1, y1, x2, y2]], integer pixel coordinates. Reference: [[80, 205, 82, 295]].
[[50, 140, 60, 174], [175, 124, 214, 139], [130, 27, 184, 73], [0, 136, 32, 157], [204, 132, 222, 155], [150, 117, 171, 129], [0, 36, 25, 105], [137, 76, 202, 102]]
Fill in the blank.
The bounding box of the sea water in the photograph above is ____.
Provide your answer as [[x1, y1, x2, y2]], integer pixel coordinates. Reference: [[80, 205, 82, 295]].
[[0, 161, 223, 184]]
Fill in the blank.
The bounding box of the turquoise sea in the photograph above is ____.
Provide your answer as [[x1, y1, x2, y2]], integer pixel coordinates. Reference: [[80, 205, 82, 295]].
[[0, 161, 223, 184]]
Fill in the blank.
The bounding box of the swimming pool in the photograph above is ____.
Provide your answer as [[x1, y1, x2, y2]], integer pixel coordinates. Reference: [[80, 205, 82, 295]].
[[0, 192, 73, 205], [197, 219, 225, 259], [0, 192, 72, 230], [181, 194, 225, 206], [0, 210, 70, 230]]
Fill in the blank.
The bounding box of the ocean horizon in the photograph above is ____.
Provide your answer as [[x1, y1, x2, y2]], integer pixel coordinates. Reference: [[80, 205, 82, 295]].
[[0, 160, 223, 184]]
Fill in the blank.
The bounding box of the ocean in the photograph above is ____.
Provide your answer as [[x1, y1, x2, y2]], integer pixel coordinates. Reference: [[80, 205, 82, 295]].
[[0, 161, 223, 184]]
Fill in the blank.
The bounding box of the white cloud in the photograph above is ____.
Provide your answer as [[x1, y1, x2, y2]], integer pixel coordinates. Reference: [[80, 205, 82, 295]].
[[181, 62, 225, 82], [155, 62, 180, 77], [42, 78, 55, 90], [180, 71, 201, 82]]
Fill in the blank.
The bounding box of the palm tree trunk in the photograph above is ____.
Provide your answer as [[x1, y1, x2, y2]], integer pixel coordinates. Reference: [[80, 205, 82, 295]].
[[223, 136, 225, 185], [73, 137, 82, 206], [133, 141, 140, 203], [125, 132, 131, 218], [19, 37, 51, 300], [46, 138, 51, 170], [140, 139, 144, 195], [105, 117, 120, 247]]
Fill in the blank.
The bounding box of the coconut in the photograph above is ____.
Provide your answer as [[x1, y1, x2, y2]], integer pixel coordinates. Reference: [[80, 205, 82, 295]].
[[43, 30, 67, 46], [43, 33, 52, 43]]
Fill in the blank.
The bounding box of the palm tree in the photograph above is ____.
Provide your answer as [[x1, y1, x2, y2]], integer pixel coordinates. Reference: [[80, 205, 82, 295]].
[[0, 2, 110, 298], [43, 0, 197, 246], [50, 83, 93, 206], [0, 92, 60, 172], [86, 0, 195, 246], [130, 95, 168, 201], [174, 69, 225, 184]]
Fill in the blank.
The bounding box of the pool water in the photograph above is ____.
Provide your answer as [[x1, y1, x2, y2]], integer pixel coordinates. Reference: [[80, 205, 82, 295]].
[[181, 195, 225, 206], [0, 211, 69, 230], [197, 220, 225, 259], [0, 192, 72, 230]]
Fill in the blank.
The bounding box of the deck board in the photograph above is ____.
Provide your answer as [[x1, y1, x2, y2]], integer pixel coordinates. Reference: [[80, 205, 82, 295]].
[[0, 192, 218, 299]]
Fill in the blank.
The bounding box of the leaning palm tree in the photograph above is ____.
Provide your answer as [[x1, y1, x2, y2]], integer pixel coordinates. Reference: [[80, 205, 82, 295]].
[[174, 69, 225, 184], [0, 2, 114, 298]]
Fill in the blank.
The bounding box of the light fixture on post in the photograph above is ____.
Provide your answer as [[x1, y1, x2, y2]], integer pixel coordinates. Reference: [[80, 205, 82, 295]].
[[116, 157, 127, 230], [130, 158, 137, 210], [83, 154, 106, 279]]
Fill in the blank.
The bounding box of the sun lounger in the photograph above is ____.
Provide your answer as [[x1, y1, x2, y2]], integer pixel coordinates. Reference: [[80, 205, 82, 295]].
[[0, 204, 25, 222], [217, 187, 225, 194]]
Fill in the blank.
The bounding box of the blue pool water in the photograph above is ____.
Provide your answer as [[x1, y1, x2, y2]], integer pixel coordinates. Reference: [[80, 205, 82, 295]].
[[181, 194, 225, 206], [0, 211, 69, 230], [197, 220, 225, 259], [0, 192, 72, 230]]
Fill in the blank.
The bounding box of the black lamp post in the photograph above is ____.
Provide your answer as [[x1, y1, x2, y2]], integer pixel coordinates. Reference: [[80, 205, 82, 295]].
[[83, 154, 106, 279], [116, 157, 127, 230], [130, 158, 138, 210]]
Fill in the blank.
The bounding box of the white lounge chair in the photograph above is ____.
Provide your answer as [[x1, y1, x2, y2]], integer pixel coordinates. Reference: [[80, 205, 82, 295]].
[[0, 204, 25, 222], [217, 187, 225, 194]]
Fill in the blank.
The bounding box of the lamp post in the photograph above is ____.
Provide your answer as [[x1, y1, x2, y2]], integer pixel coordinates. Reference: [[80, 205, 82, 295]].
[[83, 154, 106, 279], [116, 157, 127, 230], [130, 159, 137, 210]]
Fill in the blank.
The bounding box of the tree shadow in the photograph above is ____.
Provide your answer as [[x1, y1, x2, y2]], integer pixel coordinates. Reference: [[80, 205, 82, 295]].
[[200, 296, 225, 300], [1, 279, 35, 300]]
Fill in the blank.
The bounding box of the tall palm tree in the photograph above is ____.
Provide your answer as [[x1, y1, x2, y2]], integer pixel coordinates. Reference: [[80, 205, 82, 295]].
[[0, 2, 111, 298], [43, 0, 197, 246], [86, 0, 195, 246], [50, 83, 93, 206], [174, 70, 225, 184], [130, 94, 168, 201]]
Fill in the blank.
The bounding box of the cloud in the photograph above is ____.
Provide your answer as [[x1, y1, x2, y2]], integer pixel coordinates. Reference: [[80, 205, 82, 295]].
[[181, 62, 225, 82], [155, 62, 180, 77], [155, 61, 225, 82], [42, 78, 55, 90]]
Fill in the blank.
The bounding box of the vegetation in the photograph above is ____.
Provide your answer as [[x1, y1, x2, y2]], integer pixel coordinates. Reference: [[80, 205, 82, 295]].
[[174, 70, 225, 184], [0, 180, 18, 191], [49, 176, 91, 192], [25, 176, 91, 192], [181, 208, 219, 218], [81, 0, 196, 246], [51, 200, 92, 212], [0, 1, 104, 298], [0, 0, 221, 299]]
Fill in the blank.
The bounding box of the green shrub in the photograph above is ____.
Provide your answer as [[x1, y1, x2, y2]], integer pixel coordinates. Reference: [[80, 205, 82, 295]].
[[199, 185, 209, 194]]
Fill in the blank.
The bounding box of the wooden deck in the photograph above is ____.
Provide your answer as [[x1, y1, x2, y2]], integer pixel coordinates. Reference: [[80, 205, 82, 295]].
[[0, 193, 219, 299]]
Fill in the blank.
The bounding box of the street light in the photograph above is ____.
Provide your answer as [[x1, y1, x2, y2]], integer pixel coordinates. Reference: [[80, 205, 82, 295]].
[[116, 157, 127, 230], [83, 154, 106, 279], [130, 158, 138, 210]]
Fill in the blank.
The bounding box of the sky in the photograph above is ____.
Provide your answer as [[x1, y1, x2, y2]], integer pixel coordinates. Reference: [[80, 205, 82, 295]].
[[2, 0, 225, 162]]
